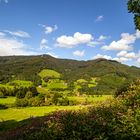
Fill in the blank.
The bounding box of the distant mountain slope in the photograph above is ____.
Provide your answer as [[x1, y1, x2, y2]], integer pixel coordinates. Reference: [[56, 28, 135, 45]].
[[0, 55, 140, 93]]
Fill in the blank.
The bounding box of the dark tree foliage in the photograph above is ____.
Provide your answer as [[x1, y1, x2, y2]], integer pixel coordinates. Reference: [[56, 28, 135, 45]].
[[128, 0, 140, 30]]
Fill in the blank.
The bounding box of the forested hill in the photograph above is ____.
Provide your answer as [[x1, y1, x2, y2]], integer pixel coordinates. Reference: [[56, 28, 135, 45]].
[[0, 55, 140, 93]]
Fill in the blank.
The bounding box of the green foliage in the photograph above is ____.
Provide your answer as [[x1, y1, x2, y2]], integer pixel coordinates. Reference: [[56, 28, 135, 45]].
[[2, 79, 140, 140], [0, 91, 4, 98], [0, 55, 140, 94], [47, 79, 68, 91], [116, 79, 140, 108], [39, 69, 61, 79], [8, 80, 34, 87], [28, 96, 45, 106], [0, 84, 15, 96], [128, 0, 140, 30], [5, 99, 140, 140], [16, 86, 38, 99], [15, 98, 28, 107], [25, 91, 34, 99], [16, 87, 27, 99]]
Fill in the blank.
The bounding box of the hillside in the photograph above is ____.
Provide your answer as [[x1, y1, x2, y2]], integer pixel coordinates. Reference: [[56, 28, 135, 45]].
[[0, 55, 140, 94]]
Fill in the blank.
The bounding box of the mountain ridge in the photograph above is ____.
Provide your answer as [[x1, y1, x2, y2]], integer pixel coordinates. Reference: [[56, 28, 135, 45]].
[[0, 55, 140, 94]]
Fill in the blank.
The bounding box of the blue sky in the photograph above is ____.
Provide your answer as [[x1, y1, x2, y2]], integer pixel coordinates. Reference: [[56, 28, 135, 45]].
[[0, 0, 140, 66]]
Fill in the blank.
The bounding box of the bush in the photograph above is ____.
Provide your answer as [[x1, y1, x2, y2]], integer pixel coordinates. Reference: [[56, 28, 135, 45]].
[[25, 91, 33, 99], [16, 89, 26, 99], [28, 97, 43, 106], [0, 91, 4, 98], [37, 93, 45, 101], [15, 98, 28, 107], [22, 103, 140, 140], [57, 97, 69, 106], [16, 86, 38, 99], [68, 98, 79, 105]]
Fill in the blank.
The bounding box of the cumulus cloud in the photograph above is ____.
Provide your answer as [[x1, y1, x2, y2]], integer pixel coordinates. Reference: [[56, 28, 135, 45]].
[[73, 50, 85, 57], [92, 53, 134, 63], [87, 35, 110, 47], [56, 32, 93, 48], [0, 36, 33, 56], [113, 57, 129, 62], [92, 54, 112, 60], [5, 30, 30, 38], [102, 31, 140, 51], [117, 51, 136, 59], [95, 15, 104, 22]]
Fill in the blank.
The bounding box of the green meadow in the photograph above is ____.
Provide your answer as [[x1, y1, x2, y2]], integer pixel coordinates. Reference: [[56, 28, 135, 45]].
[[0, 95, 112, 121]]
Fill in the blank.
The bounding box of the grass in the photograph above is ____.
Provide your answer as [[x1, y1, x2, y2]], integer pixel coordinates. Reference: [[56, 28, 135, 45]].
[[8, 80, 34, 87], [68, 95, 113, 104], [0, 95, 113, 121], [38, 69, 61, 79], [47, 79, 68, 89], [0, 106, 83, 121], [0, 97, 16, 105]]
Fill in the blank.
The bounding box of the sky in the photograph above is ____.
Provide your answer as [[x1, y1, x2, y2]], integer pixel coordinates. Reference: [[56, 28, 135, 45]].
[[0, 0, 140, 66]]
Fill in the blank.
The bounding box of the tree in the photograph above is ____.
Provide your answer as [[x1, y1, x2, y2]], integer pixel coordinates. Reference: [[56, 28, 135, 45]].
[[128, 0, 140, 30]]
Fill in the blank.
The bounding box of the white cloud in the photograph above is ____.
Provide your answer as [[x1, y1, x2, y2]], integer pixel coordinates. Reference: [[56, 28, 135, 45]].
[[136, 30, 140, 38], [56, 32, 93, 48], [113, 57, 129, 62], [38, 24, 58, 34], [137, 58, 140, 64], [87, 35, 110, 47], [136, 51, 140, 64], [87, 41, 101, 47], [0, 36, 33, 56], [97, 35, 108, 41], [92, 54, 112, 60], [39, 24, 58, 34], [45, 25, 57, 34], [46, 52, 58, 58], [117, 51, 136, 59], [95, 15, 104, 22], [40, 38, 52, 50], [0, 32, 5, 37], [92, 53, 133, 63], [101, 32, 138, 51], [5, 30, 30, 38], [73, 50, 85, 57]]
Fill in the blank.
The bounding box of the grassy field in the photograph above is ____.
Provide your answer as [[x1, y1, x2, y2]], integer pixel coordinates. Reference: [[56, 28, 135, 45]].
[[0, 95, 113, 121], [0, 106, 83, 121], [0, 95, 113, 132], [38, 69, 61, 78], [0, 97, 16, 105]]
